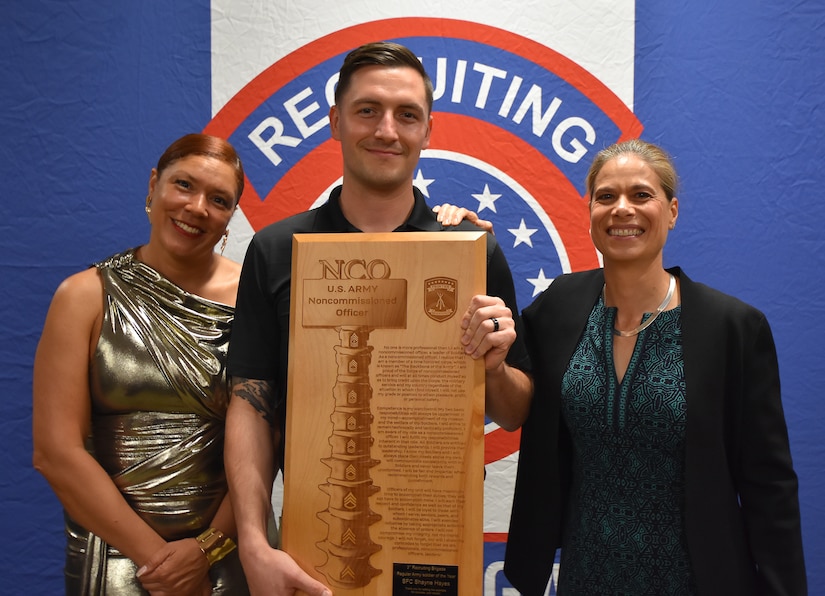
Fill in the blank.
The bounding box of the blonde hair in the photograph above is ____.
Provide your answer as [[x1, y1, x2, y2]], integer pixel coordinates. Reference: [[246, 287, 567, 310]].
[[585, 139, 678, 201]]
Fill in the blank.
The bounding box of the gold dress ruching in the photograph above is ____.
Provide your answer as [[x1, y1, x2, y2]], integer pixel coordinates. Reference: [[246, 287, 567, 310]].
[[63, 249, 248, 595]]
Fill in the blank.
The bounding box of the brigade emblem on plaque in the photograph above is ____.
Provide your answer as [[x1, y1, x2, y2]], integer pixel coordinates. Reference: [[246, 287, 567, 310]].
[[424, 277, 458, 322]]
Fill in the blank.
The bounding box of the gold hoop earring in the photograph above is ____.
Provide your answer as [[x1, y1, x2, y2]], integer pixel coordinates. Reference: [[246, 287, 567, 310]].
[[145, 194, 152, 215], [220, 229, 229, 255]]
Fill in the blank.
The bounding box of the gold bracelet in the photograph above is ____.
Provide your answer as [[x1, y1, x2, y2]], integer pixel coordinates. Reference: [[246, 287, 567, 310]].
[[196, 527, 237, 567]]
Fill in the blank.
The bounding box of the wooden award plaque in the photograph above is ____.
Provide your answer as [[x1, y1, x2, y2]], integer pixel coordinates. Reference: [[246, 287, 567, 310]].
[[282, 232, 487, 596]]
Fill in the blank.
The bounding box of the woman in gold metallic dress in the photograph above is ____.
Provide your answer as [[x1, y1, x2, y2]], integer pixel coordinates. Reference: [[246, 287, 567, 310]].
[[33, 134, 250, 595]]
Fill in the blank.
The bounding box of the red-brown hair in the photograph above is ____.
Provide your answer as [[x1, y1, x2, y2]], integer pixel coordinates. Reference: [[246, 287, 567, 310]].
[[156, 134, 245, 204]]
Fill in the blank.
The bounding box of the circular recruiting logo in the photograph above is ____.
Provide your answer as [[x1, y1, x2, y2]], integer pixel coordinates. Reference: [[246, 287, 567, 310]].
[[204, 17, 643, 465]]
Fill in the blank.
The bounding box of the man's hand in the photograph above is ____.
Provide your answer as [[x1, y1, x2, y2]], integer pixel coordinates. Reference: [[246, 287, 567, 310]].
[[240, 538, 333, 596], [460, 294, 515, 370], [433, 203, 494, 233], [461, 295, 534, 432]]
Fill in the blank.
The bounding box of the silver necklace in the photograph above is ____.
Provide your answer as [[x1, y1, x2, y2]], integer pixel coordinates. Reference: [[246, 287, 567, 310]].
[[607, 273, 676, 337]]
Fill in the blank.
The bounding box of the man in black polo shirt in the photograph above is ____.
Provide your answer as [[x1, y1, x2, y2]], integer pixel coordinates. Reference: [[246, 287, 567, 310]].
[[225, 41, 532, 595]]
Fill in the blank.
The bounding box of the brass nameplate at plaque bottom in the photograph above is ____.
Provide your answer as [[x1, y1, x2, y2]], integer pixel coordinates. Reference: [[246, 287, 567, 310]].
[[283, 232, 487, 596]]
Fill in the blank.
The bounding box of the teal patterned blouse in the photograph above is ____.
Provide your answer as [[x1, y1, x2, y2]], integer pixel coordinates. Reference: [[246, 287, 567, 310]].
[[558, 295, 696, 595]]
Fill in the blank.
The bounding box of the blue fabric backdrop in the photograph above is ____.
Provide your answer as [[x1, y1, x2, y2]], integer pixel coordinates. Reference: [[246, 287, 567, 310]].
[[2, 1, 822, 593]]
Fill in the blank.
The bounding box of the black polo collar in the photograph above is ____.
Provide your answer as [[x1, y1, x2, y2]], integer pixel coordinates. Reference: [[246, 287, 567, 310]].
[[319, 185, 442, 233]]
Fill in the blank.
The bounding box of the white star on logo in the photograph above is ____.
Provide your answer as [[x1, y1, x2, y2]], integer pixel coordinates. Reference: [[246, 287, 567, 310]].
[[527, 268, 554, 297], [413, 169, 435, 198], [508, 218, 538, 248], [471, 184, 501, 213]]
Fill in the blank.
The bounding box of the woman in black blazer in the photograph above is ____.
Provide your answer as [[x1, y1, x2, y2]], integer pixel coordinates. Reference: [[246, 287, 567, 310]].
[[463, 139, 806, 595]]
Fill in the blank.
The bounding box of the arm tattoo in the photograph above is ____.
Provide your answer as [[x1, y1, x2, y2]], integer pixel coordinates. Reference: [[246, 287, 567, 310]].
[[231, 377, 277, 426]]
